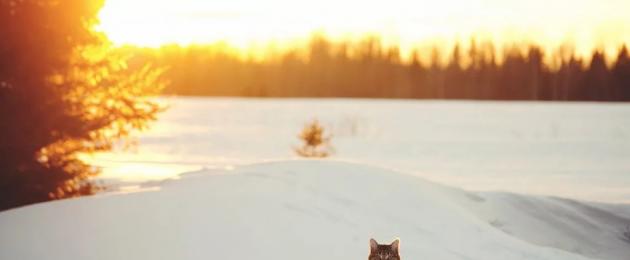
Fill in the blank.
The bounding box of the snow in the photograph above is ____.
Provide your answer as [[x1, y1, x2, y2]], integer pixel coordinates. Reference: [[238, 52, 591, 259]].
[[3, 98, 630, 259], [1, 160, 629, 260], [87, 97, 630, 203]]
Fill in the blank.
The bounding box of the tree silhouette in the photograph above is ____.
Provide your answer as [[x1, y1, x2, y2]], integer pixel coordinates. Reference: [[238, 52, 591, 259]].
[[126, 34, 630, 102], [0, 0, 164, 210], [612, 46, 630, 101], [579, 51, 610, 100]]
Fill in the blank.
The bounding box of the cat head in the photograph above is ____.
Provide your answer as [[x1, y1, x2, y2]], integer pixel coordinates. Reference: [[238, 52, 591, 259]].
[[368, 238, 400, 260]]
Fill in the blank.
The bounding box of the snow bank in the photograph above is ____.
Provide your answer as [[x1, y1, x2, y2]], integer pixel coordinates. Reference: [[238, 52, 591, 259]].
[[1, 160, 628, 260]]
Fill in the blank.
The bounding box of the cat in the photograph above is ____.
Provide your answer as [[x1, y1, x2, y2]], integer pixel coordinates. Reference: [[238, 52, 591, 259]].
[[368, 238, 400, 260]]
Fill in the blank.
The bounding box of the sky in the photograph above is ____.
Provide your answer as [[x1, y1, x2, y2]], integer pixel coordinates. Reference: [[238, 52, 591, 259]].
[[97, 0, 630, 58]]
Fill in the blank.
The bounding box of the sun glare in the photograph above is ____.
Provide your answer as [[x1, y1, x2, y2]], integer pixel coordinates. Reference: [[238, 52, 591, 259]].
[[98, 0, 630, 58]]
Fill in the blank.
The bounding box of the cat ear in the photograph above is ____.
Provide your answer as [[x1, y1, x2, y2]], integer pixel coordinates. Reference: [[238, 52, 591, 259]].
[[390, 238, 400, 252], [369, 238, 378, 252]]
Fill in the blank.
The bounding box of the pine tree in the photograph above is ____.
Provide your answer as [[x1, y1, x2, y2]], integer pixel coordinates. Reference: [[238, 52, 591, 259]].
[[0, 0, 164, 210]]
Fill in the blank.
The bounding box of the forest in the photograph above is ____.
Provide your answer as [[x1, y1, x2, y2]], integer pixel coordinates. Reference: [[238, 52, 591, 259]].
[[124, 35, 630, 101]]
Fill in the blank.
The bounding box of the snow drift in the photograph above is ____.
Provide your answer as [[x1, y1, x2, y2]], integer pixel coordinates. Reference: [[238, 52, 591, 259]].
[[1, 160, 629, 260]]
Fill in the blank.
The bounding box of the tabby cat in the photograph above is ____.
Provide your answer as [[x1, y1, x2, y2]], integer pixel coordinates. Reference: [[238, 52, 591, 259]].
[[368, 238, 400, 260]]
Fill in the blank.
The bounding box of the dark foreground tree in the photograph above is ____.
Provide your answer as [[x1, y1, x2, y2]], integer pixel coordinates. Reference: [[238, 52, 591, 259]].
[[0, 0, 164, 210]]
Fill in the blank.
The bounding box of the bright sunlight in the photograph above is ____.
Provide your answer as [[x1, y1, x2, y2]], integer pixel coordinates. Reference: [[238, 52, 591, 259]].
[[98, 0, 630, 56]]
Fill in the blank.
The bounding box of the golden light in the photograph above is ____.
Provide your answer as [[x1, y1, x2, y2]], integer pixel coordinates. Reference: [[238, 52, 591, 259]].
[[79, 152, 201, 182], [97, 0, 630, 58]]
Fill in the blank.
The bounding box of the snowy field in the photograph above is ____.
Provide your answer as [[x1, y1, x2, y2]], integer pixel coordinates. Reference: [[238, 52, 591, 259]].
[[88, 97, 630, 203], [1, 161, 629, 260], [2, 98, 630, 260]]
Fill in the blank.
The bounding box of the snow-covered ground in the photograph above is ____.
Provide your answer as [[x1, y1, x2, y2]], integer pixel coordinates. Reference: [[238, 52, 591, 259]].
[[3, 98, 630, 259], [86, 97, 630, 203], [1, 160, 629, 260]]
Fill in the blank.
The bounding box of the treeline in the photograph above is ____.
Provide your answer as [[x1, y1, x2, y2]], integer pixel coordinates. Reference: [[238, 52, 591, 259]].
[[125, 35, 630, 101]]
